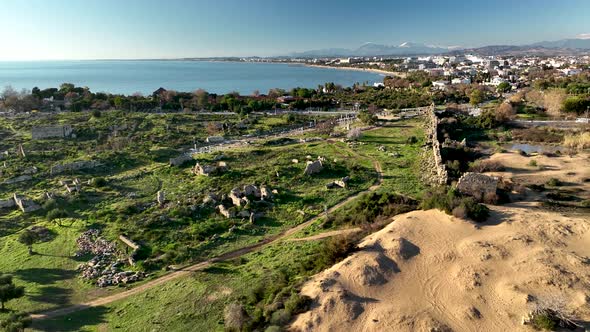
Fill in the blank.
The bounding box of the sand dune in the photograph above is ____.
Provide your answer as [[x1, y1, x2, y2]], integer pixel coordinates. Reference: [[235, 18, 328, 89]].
[[290, 207, 590, 331]]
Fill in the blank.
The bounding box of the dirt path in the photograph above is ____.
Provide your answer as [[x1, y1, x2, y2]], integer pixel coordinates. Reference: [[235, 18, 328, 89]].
[[287, 228, 362, 242], [31, 157, 383, 321]]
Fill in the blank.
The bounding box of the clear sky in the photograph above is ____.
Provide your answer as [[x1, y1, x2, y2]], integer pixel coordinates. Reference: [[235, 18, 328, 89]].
[[1, 0, 589, 60]]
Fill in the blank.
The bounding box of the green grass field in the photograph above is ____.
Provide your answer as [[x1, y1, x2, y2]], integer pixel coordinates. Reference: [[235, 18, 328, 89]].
[[22, 116, 426, 331]]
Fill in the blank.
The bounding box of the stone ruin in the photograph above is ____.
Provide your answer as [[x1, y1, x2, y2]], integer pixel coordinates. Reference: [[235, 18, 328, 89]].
[[423, 105, 448, 185], [169, 154, 193, 167], [50, 160, 101, 175], [192, 161, 228, 176], [60, 178, 82, 194], [206, 136, 225, 143], [304, 158, 324, 175], [456, 172, 498, 202], [326, 176, 350, 189], [157, 190, 165, 206], [217, 204, 235, 218], [13, 193, 40, 213], [76, 229, 145, 288], [119, 235, 141, 266], [0, 194, 40, 213], [31, 124, 73, 140], [216, 184, 274, 220]]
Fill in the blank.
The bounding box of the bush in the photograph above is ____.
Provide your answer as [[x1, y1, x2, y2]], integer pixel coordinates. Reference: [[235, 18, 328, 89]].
[[528, 160, 538, 167], [0, 313, 32, 332], [531, 313, 557, 330], [420, 187, 489, 222], [90, 177, 108, 187], [546, 178, 562, 187], [46, 208, 68, 221], [469, 160, 505, 173]]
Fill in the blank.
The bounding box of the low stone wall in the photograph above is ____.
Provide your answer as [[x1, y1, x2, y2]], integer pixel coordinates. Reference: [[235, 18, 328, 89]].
[[50, 160, 101, 175], [422, 105, 448, 185], [32, 125, 73, 139]]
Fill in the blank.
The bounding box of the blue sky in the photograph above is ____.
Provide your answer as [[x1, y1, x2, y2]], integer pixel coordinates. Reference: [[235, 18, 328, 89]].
[[1, 0, 589, 60]]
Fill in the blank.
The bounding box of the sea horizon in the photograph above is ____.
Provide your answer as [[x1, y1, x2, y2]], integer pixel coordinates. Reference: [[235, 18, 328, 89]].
[[0, 60, 383, 95]]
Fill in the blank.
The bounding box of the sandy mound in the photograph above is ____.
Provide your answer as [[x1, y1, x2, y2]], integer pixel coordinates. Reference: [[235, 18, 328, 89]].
[[485, 151, 590, 201], [290, 207, 590, 332]]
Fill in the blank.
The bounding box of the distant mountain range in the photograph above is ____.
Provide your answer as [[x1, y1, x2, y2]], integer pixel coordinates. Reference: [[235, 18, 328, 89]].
[[288, 38, 590, 57], [289, 42, 459, 57]]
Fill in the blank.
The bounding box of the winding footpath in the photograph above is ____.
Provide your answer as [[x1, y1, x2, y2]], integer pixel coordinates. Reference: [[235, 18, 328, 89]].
[[31, 153, 383, 321]]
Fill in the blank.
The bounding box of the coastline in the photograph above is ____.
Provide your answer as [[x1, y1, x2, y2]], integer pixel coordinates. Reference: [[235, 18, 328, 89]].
[[302, 64, 404, 77]]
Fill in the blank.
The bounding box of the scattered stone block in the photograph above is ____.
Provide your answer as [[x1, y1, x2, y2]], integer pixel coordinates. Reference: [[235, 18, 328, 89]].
[[206, 136, 225, 143], [217, 204, 235, 218], [13, 193, 40, 213], [304, 159, 323, 175], [456, 172, 498, 202], [157, 190, 165, 206]]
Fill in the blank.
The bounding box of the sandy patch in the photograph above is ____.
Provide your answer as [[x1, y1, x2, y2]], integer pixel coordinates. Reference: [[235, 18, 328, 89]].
[[290, 207, 590, 332]]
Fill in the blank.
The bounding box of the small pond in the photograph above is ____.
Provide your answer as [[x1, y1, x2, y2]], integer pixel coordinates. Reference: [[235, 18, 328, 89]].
[[501, 143, 567, 154]]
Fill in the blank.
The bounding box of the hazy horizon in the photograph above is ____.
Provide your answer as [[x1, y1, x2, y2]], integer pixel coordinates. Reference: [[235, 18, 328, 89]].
[[1, 0, 590, 61]]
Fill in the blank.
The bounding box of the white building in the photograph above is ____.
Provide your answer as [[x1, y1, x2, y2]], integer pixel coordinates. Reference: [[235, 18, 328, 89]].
[[432, 81, 448, 90], [452, 77, 471, 85]]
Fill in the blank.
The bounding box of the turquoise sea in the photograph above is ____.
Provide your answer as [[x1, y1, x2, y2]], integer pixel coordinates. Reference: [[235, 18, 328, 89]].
[[0, 60, 383, 95]]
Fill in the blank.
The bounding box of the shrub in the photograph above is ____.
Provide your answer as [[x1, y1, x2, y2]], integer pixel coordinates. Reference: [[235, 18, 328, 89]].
[[469, 160, 505, 173], [528, 160, 538, 167], [563, 132, 590, 151], [420, 187, 489, 222], [531, 313, 557, 330], [90, 177, 108, 187], [546, 178, 562, 187], [0, 312, 32, 332], [346, 127, 363, 140], [46, 208, 68, 221]]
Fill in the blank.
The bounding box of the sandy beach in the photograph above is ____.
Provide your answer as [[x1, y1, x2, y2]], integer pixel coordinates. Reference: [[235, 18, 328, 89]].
[[303, 64, 406, 77]]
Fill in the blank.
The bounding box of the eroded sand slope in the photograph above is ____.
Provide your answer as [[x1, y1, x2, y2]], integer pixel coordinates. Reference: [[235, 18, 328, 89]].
[[291, 207, 590, 332]]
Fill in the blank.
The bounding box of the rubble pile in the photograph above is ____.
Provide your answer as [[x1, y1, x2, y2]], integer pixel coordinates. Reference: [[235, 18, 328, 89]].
[[75, 230, 145, 287]]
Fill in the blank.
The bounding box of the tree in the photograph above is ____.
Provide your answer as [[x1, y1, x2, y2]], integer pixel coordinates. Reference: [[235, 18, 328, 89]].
[[469, 89, 484, 106], [496, 82, 511, 94], [0, 312, 32, 332], [18, 230, 38, 255], [358, 110, 377, 125], [495, 102, 516, 123], [0, 274, 25, 311]]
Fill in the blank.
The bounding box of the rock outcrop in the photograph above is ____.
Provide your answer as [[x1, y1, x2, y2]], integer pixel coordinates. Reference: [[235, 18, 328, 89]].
[[456, 172, 498, 202]]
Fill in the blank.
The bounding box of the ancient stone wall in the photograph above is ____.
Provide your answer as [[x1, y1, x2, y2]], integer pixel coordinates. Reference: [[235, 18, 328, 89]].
[[422, 105, 448, 185], [32, 125, 73, 139]]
